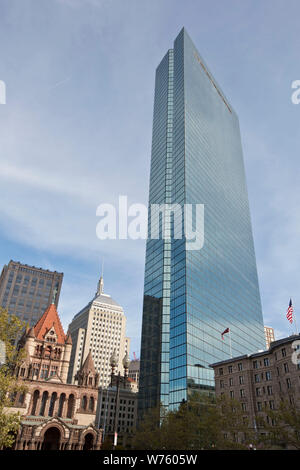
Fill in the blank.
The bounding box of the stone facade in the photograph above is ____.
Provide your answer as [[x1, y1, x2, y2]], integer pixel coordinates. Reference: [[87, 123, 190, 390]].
[[9, 302, 102, 450], [210, 334, 300, 437]]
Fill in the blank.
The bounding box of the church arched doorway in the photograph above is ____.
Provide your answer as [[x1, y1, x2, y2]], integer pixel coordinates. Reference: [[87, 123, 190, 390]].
[[82, 433, 94, 450], [42, 427, 61, 450]]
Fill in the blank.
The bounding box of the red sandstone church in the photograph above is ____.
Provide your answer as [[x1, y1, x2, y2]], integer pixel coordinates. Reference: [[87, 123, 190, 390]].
[[9, 303, 102, 450]]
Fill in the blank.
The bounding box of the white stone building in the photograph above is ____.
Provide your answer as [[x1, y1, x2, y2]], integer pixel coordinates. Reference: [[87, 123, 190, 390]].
[[67, 275, 130, 388]]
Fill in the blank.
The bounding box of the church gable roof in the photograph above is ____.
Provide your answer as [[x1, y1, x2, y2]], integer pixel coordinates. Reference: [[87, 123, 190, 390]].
[[34, 304, 66, 344], [80, 350, 96, 375]]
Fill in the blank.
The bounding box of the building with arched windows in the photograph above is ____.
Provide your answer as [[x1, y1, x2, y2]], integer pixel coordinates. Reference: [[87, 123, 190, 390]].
[[8, 302, 102, 450]]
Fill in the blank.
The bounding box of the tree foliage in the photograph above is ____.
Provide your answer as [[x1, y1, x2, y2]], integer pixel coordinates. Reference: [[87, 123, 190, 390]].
[[134, 393, 300, 450], [0, 307, 27, 449], [132, 392, 255, 450], [256, 400, 300, 449]]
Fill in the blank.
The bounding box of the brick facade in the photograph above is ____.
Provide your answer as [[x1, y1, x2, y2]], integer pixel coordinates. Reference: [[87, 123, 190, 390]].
[[210, 334, 300, 436]]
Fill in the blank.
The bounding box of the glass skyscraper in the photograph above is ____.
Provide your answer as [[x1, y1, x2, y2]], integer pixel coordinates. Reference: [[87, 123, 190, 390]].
[[139, 28, 265, 413]]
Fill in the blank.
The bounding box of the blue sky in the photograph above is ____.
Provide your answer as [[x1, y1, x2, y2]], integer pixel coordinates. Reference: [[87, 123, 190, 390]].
[[0, 0, 299, 356]]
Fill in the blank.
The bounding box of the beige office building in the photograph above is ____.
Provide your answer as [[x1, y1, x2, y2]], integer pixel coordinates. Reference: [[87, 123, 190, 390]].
[[67, 275, 130, 388], [0, 260, 63, 327], [264, 325, 275, 349], [128, 359, 140, 389]]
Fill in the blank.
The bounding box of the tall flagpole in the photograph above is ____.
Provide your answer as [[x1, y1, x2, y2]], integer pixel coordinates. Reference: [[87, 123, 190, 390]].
[[294, 305, 298, 336], [229, 328, 232, 358], [288, 299, 298, 336]]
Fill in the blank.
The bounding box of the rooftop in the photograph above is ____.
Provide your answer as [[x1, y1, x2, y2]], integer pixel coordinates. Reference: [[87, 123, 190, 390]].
[[209, 334, 300, 368], [73, 275, 124, 321]]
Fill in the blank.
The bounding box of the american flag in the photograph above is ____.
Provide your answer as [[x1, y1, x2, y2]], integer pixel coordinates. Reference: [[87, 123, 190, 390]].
[[286, 299, 294, 324]]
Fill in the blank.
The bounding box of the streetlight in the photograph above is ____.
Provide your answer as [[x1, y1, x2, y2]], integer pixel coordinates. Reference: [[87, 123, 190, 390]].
[[110, 351, 130, 450]]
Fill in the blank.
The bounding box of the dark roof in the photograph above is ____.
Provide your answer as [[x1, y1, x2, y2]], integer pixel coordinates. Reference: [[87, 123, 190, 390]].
[[65, 332, 72, 345], [209, 334, 300, 368], [80, 350, 96, 374], [269, 334, 300, 351]]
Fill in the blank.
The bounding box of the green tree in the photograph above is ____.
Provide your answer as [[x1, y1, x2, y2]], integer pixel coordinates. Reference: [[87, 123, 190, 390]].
[[0, 307, 26, 449], [216, 394, 256, 449], [132, 405, 164, 450], [132, 393, 256, 450], [256, 400, 300, 449]]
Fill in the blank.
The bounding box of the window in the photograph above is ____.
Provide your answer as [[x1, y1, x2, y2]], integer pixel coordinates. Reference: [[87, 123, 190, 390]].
[[89, 396, 95, 412], [238, 363, 243, 371], [229, 378, 233, 386], [39, 391, 48, 416], [58, 394, 66, 417], [240, 389, 245, 398], [40, 365, 49, 379], [50, 366, 58, 376], [228, 365, 233, 373], [284, 363, 289, 373], [253, 360, 258, 369], [81, 396, 87, 410], [48, 392, 57, 417], [230, 391, 234, 399], [219, 368, 223, 376], [286, 378, 292, 389], [267, 386, 273, 395], [31, 390, 40, 415], [239, 376, 244, 385], [18, 392, 25, 405], [282, 348, 286, 357], [265, 371, 272, 381], [264, 358, 270, 367], [255, 374, 260, 383], [257, 402, 262, 411]]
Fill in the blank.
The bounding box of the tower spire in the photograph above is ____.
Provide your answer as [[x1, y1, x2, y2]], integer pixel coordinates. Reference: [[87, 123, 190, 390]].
[[96, 260, 104, 296]]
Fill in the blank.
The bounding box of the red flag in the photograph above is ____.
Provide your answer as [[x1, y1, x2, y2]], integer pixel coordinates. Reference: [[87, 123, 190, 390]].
[[221, 327, 230, 340], [286, 299, 294, 324]]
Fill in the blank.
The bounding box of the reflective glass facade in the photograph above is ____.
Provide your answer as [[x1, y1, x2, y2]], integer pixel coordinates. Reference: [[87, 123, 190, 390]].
[[139, 29, 265, 413]]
